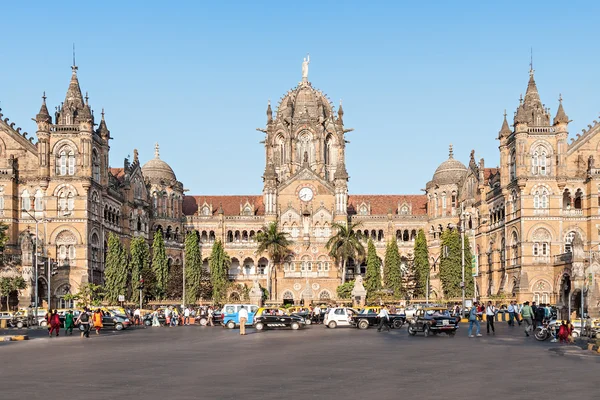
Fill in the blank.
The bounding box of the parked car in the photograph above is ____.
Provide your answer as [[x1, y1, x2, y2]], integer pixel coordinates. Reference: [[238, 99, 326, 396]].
[[253, 307, 306, 331], [286, 306, 314, 325], [101, 314, 131, 331], [350, 307, 406, 330], [407, 307, 459, 337], [195, 310, 223, 326], [323, 307, 359, 328], [221, 304, 259, 329]]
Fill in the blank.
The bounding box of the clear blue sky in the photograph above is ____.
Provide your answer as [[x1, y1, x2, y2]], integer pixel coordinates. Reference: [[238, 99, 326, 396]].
[[2, 1, 599, 195]]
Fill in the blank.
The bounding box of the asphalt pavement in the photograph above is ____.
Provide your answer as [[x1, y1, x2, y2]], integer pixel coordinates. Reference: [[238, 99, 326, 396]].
[[0, 322, 598, 400]]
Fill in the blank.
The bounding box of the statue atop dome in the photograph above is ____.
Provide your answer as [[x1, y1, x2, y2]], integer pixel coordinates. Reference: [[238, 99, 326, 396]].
[[302, 54, 310, 82]]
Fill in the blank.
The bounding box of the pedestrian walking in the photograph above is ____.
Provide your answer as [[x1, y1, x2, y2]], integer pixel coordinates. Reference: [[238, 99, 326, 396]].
[[485, 301, 497, 335], [535, 303, 545, 328], [76, 308, 91, 338], [64, 310, 75, 335], [152, 310, 160, 327], [48, 309, 61, 337], [92, 308, 103, 335], [170, 307, 178, 327], [468, 302, 482, 337], [207, 307, 215, 326], [183, 306, 191, 326], [377, 305, 390, 332], [238, 305, 248, 335], [133, 308, 141, 326], [521, 301, 534, 336], [313, 305, 321, 324]]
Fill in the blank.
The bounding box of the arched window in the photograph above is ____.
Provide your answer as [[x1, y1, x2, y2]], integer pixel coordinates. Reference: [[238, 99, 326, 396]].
[[57, 188, 75, 216], [533, 188, 549, 209], [57, 147, 76, 176], [56, 230, 77, 267], [531, 146, 548, 176], [34, 189, 44, 212], [21, 190, 31, 211], [0, 186, 4, 213], [565, 231, 577, 253], [92, 150, 100, 182], [359, 205, 368, 216], [509, 150, 516, 181]]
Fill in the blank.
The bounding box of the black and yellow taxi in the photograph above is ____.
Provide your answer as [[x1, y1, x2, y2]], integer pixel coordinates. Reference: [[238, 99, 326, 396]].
[[253, 307, 306, 331], [407, 307, 459, 337]]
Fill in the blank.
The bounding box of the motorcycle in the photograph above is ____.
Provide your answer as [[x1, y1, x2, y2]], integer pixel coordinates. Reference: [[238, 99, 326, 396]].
[[534, 319, 558, 341]]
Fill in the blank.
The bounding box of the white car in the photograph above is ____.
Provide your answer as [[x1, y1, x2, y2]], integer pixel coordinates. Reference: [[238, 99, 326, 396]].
[[323, 307, 358, 329]]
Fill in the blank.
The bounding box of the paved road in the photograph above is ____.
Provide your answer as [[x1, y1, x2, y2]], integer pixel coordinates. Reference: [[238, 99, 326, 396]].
[[0, 323, 597, 400]]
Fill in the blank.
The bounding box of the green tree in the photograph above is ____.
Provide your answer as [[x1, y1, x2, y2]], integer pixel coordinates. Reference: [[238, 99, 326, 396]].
[[129, 237, 154, 303], [184, 231, 203, 304], [412, 229, 430, 298], [0, 276, 26, 310], [104, 233, 128, 304], [0, 222, 8, 254], [336, 280, 354, 299], [364, 239, 382, 294], [209, 240, 230, 304], [166, 261, 183, 299], [64, 283, 103, 309], [255, 222, 292, 300], [439, 229, 474, 299], [383, 238, 403, 296], [326, 221, 365, 284], [152, 229, 169, 299]]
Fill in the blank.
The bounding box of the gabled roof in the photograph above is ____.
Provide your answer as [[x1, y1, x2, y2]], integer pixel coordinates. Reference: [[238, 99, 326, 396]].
[[348, 195, 427, 216], [183, 195, 264, 216]]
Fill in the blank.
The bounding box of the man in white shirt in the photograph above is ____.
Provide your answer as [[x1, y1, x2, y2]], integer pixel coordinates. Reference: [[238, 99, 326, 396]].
[[485, 301, 497, 335], [133, 308, 141, 326], [238, 306, 249, 335], [183, 307, 191, 326], [313, 305, 321, 324], [377, 306, 390, 332]]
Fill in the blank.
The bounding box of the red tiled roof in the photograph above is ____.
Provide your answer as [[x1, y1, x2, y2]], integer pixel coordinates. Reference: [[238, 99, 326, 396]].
[[183, 195, 264, 216], [348, 195, 427, 216], [183, 194, 428, 217], [484, 168, 499, 183], [109, 168, 125, 182]]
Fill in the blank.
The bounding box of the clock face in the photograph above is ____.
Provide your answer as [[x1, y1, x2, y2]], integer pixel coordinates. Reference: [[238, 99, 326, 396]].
[[298, 187, 314, 202]]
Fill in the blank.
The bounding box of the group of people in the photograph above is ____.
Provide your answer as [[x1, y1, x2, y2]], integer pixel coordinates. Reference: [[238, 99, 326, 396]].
[[467, 301, 499, 337], [45, 308, 104, 338]]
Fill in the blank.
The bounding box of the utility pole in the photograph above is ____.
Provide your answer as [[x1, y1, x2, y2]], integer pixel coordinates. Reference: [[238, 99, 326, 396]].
[[182, 247, 186, 308], [461, 203, 465, 315], [139, 274, 143, 311]]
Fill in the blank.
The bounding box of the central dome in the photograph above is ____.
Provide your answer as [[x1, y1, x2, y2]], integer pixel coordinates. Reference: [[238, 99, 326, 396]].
[[276, 82, 334, 120], [142, 143, 177, 183]]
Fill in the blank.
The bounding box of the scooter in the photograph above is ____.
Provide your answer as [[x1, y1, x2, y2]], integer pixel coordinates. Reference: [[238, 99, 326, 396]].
[[534, 319, 558, 341]]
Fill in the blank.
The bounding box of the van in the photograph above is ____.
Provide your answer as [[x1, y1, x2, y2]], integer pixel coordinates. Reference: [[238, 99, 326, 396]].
[[221, 304, 259, 329]]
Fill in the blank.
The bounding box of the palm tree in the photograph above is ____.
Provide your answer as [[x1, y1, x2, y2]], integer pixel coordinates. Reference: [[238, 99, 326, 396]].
[[255, 222, 292, 301], [326, 221, 365, 284]]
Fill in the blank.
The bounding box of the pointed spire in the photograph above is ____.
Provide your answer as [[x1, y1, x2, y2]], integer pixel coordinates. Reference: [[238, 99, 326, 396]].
[[35, 91, 51, 124], [553, 93, 569, 125], [524, 68, 542, 110], [266, 99, 272, 123], [337, 99, 344, 125], [334, 161, 348, 180], [499, 110, 512, 137], [264, 161, 277, 179], [154, 143, 160, 159], [448, 144, 454, 159], [97, 108, 110, 137]]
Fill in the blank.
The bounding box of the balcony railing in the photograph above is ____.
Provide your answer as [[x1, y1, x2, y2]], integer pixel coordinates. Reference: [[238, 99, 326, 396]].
[[554, 252, 572, 264], [560, 209, 583, 217]]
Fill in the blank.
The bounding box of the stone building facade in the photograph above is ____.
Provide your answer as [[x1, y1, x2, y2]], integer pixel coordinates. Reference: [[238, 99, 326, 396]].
[[0, 61, 599, 316]]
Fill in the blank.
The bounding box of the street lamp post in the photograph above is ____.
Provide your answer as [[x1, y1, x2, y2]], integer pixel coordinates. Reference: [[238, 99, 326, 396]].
[[23, 209, 39, 324]]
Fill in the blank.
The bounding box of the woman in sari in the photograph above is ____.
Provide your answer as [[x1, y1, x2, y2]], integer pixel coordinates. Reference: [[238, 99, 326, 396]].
[[48, 310, 61, 337], [558, 321, 569, 343], [92, 308, 103, 335]]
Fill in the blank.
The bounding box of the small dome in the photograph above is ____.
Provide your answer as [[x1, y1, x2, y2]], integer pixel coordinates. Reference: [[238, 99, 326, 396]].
[[430, 145, 467, 186], [142, 143, 176, 183]]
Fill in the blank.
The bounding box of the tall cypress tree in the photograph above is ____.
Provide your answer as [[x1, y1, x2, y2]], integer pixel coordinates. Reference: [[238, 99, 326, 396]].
[[383, 238, 402, 296], [129, 236, 154, 303], [184, 231, 202, 304], [152, 229, 169, 300], [463, 235, 474, 298], [104, 232, 128, 304], [364, 239, 382, 294], [440, 229, 475, 299], [412, 229, 430, 298], [209, 240, 230, 304]]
